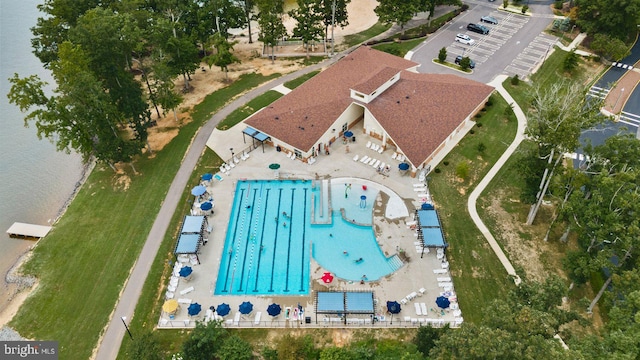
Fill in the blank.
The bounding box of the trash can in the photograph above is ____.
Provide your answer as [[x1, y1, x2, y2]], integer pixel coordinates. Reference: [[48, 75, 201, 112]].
[[352, 136, 356, 142], [305, 316, 311, 324]]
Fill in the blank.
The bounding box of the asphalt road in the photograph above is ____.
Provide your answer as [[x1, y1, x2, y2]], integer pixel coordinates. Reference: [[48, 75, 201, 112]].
[[410, 0, 556, 83]]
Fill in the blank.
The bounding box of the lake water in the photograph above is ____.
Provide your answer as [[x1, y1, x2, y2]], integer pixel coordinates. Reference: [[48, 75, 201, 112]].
[[0, 1, 84, 301]]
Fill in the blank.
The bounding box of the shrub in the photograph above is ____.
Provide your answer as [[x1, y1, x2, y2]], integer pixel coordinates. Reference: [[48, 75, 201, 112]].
[[456, 161, 469, 180], [521, 5, 529, 14], [434, 168, 441, 173], [554, 0, 563, 9], [469, 129, 475, 134], [503, 0, 509, 8], [443, 161, 449, 166], [563, 49, 580, 71], [476, 122, 483, 127], [461, 4, 469, 11], [438, 47, 447, 63], [477, 142, 486, 153], [511, 74, 520, 85]]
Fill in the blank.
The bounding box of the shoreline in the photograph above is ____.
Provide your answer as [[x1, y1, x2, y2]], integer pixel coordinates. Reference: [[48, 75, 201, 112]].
[[0, 159, 95, 330]]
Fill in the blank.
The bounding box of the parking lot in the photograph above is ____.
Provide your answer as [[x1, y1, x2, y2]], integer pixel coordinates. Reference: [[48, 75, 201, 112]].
[[447, 12, 527, 65]]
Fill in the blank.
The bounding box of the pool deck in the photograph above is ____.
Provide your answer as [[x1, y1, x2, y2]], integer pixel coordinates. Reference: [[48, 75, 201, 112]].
[[158, 120, 466, 329]]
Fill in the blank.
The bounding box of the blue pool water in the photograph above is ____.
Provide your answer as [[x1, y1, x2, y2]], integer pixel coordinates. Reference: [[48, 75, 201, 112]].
[[214, 179, 401, 296]]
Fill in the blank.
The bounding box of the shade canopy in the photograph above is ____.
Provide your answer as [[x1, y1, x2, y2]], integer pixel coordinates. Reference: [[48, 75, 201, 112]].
[[386, 301, 402, 314], [201, 173, 213, 181], [267, 303, 282, 317], [200, 202, 213, 211], [163, 299, 179, 314], [344, 130, 354, 138], [188, 303, 202, 316], [179, 266, 193, 277], [239, 301, 254, 315], [191, 185, 207, 196], [321, 272, 334, 284], [436, 296, 451, 309], [399, 163, 410, 170], [269, 163, 281, 170], [216, 303, 231, 316]]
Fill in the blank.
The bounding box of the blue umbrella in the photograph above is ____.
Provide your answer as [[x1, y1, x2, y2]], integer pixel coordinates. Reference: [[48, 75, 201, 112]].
[[216, 303, 231, 316], [386, 301, 401, 314], [436, 296, 450, 309], [239, 301, 253, 315], [191, 185, 207, 196], [200, 202, 213, 211], [267, 303, 281, 317], [344, 130, 354, 138], [179, 266, 193, 277], [188, 303, 202, 316], [399, 163, 410, 171], [201, 173, 213, 181]]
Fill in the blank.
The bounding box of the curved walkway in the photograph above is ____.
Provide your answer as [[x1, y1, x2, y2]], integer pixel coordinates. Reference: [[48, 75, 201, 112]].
[[467, 74, 525, 286]]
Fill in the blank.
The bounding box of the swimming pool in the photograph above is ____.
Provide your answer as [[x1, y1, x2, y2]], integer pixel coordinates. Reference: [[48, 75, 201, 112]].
[[214, 179, 401, 296]]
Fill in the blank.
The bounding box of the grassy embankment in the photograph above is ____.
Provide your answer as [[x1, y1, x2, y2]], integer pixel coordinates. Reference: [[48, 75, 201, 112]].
[[477, 47, 609, 320], [9, 72, 280, 359]]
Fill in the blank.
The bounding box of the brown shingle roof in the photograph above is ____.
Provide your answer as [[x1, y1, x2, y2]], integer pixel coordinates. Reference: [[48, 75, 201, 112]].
[[367, 71, 493, 166], [245, 46, 493, 166], [352, 66, 400, 94]]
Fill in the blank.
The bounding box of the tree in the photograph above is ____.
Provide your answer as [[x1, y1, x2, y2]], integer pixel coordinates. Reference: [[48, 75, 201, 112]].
[[563, 49, 580, 71], [257, 0, 287, 64], [575, 0, 640, 41], [458, 56, 472, 71], [182, 320, 227, 360], [206, 32, 240, 80], [414, 324, 450, 356], [217, 335, 254, 360], [524, 80, 604, 225], [375, 0, 421, 29], [438, 47, 447, 62], [590, 33, 631, 61], [8, 42, 144, 168], [124, 331, 163, 360], [289, 0, 325, 58], [318, 0, 350, 45]]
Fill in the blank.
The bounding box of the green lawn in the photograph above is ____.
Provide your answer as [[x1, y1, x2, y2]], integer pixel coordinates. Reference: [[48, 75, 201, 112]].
[[284, 70, 320, 89], [10, 73, 281, 360], [342, 22, 392, 48], [428, 94, 518, 323], [373, 38, 426, 57], [216, 90, 283, 130]]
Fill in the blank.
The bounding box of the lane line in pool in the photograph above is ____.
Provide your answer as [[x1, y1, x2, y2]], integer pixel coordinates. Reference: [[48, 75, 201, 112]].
[[237, 187, 258, 292], [284, 188, 296, 292], [222, 187, 246, 292], [253, 188, 270, 292], [268, 188, 283, 292], [299, 187, 308, 292]]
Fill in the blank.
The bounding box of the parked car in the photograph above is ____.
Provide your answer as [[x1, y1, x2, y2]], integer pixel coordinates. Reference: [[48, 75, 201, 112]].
[[481, 16, 498, 25], [455, 55, 476, 69], [455, 33, 475, 45], [467, 23, 489, 35]]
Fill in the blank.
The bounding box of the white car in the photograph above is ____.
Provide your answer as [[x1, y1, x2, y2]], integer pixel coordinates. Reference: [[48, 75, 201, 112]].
[[455, 33, 475, 45]]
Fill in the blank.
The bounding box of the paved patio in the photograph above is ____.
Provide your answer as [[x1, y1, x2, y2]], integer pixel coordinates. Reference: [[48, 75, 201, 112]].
[[157, 119, 466, 329]]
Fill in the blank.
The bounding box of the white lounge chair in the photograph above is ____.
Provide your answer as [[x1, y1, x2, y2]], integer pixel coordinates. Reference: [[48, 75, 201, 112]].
[[368, 158, 376, 165], [180, 286, 194, 295], [419, 287, 426, 295], [373, 160, 381, 168], [165, 291, 174, 299], [254, 312, 262, 324], [178, 298, 192, 304], [291, 153, 296, 160], [353, 155, 359, 161], [421, 303, 428, 314], [233, 312, 241, 325], [360, 155, 369, 163], [234, 156, 240, 164], [378, 146, 384, 154], [366, 141, 372, 149], [229, 161, 236, 168], [391, 153, 398, 160], [415, 302, 422, 315]]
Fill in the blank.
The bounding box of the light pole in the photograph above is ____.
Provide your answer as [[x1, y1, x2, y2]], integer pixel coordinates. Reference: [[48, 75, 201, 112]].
[[121, 316, 133, 340], [230, 148, 234, 160], [331, 0, 336, 56]]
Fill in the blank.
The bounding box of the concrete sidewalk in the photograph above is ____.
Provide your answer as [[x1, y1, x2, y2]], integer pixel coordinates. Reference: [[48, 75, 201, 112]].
[[467, 74, 525, 286]]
